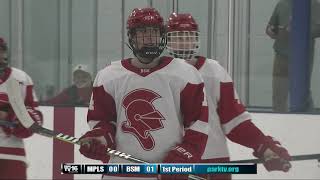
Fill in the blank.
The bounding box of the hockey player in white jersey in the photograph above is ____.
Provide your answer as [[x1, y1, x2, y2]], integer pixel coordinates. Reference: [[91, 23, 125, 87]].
[[78, 8, 209, 180], [166, 13, 292, 180], [0, 37, 43, 179]]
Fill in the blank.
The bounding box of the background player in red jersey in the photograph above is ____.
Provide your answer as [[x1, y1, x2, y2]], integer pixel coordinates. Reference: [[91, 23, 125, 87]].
[[166, 13, 292, 180], [78, 8, 209, 180], [0, 37, 43, 179]]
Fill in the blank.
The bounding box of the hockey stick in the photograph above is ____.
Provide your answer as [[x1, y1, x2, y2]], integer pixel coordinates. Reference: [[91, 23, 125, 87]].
[[230, 153, 320, 164], [5, 77, 205, 180]]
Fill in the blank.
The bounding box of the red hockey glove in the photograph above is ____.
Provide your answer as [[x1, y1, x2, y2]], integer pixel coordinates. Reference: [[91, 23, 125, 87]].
[[253, 136, 292, 172], [160, 144, 199, 180], [79, 128, 114, 163], [4, 108, 43, 138]]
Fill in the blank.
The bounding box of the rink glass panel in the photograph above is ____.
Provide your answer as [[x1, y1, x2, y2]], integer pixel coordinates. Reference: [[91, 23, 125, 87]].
[[0, 0, 319, 112]]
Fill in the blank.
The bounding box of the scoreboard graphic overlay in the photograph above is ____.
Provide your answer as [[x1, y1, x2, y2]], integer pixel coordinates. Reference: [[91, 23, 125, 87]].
[[62, 163, 257, 175]]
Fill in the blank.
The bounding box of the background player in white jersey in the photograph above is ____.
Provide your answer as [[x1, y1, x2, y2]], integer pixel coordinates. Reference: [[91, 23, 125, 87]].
[[166, 13, 292, 180], [0, 37, 43, 179], [78, 8, 209, 180]]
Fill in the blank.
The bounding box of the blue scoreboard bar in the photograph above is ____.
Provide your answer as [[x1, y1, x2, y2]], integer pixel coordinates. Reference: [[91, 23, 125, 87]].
[[61, 163, 257, 174], [122, 164, 158, 174]]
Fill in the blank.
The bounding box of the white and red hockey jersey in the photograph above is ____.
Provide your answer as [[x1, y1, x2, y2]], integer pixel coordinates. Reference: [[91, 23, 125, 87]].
[[0, 67, 41, 163], [87, 56, 209, 165], [194, 56, 267, 163]]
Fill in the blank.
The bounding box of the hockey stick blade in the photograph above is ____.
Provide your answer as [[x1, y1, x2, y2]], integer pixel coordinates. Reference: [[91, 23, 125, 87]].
[[5, 77, 148, 164], [230, 153, 320, 164]]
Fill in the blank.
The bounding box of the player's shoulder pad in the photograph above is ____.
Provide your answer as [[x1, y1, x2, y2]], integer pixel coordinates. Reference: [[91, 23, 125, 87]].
[[200, 58, 233, 82], [93, 59, 128, 87], [10, 67, 34, 86], [167, 58, 204, 84]]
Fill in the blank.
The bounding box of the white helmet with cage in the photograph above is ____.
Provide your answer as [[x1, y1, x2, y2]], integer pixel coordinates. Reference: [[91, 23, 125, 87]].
[[166, 13, 200, 60]]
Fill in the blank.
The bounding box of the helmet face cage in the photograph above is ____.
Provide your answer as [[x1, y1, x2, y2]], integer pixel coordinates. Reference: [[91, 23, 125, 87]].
[[166, 30, 200, 60], [128, 26, 167, 60]]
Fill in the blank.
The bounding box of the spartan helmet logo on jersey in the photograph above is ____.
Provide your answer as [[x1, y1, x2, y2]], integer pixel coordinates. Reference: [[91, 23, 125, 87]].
[[127, 8, 167, 63], [166, 13, 200, 60], [121, 88, 165, 151]]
